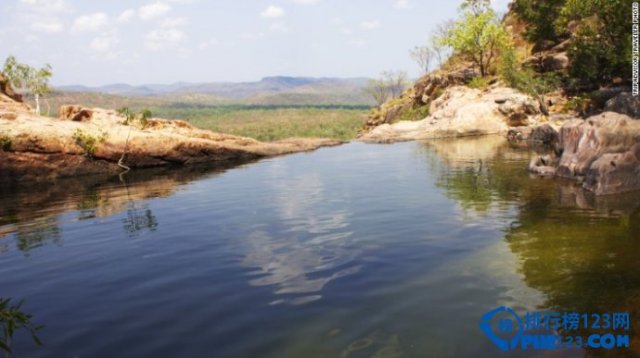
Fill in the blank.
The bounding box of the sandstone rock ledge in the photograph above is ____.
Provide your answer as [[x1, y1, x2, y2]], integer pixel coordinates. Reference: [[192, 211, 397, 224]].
[[529, 112, 640, 195], [359, 86, 548, 143], [0, 100, 342, 181]]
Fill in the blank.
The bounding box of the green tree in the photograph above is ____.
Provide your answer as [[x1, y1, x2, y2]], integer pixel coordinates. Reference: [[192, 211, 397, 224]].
[[440, 8, 510, 76], [2, 56, 52, 115]]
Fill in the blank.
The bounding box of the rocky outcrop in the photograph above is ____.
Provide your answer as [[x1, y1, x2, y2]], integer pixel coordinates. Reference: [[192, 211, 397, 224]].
[[362, 67, 480, 131], [59, 105, 94, 121], [604, 92, 640, 119], [529, 112, 640, 195], [0, 102, 341, 181], [0, 73, 23, 103], [360, 86, 547, 143]]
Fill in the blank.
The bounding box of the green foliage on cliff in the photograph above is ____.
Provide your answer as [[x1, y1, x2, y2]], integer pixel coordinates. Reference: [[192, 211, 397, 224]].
[[513, 0, 632, 88], [499, 45, 560, 97], [440, 7, 510, 76], [511, 0, 566, 45]]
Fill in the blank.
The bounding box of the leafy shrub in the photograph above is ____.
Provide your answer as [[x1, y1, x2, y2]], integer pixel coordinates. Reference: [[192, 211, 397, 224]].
[[499, 45, 560, 97], [397, 105, 431, 122], [468, 77, 491, 90], [117, 107, 152, 128], [563, 96, 591, 116], [73, 129, 107, 158], [0, 135, 11, 151]]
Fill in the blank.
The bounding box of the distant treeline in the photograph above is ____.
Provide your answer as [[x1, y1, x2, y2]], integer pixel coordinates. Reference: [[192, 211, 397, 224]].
[[166, 103, 372, 110]]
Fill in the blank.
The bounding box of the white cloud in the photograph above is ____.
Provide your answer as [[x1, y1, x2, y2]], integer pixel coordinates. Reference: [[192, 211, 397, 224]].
[[360, 20, 380, 30], [139, 2, 172, 21], [31, 21, 64, 34], [19, 0, 70, 13], [340, 28, 353, 36], [117, 9, 136, 24], [292, 0, 320, 4], [160, 17, 188, 28], [90, 33, 119, 53], [348, 39, 368, 47], [240, 32, 265, 40], [269, 22, 289, 33], [145, 28, 186, 51], [199, 38, 219, 50], [260, 5, 285, 19], [393, 0, 411, 9], [16, 0, 70, 34], [72, 13, 109, 33]]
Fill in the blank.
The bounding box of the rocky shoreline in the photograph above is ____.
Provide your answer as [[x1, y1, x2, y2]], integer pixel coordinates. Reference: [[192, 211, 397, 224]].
[[0, 82, 341, 182], [528, 112, 640, 195], [358, 77, 640, 196]]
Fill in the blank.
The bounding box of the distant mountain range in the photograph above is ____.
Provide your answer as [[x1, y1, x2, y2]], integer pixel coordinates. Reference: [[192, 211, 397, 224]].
[[55, 76, 374, 106]]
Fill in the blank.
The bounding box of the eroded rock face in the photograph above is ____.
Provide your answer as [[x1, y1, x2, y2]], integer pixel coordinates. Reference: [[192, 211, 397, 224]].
[[529, 112, 640, 195], [0, 74, 23, 103], [360, 86, 545, 143]]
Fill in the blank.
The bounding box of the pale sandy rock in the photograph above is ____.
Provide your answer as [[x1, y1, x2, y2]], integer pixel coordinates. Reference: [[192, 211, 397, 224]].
[[0, 104, 342, 180], [360, 86, 542, 143]]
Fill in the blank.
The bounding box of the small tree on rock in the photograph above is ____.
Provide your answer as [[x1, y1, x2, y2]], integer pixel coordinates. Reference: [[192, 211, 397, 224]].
[[2, 56, 52, 115], [409, 46, 434, 74], [363, 79, 390, 106]]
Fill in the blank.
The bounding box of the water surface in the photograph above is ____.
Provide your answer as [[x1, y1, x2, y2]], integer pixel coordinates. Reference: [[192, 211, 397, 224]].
[[1, 137, 639, 357]]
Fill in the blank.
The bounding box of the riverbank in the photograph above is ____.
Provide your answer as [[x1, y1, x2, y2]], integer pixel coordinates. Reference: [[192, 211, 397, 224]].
[[0, 89, 342, 181]]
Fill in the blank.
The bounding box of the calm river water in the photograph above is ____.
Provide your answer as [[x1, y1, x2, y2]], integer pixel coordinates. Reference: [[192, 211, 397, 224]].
[[1, 136, 639, 357]]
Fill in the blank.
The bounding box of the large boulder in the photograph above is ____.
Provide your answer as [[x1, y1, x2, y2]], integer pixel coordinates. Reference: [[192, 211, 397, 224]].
[[59, 105, 94, 122], [360, 86, 544, 143], [541, 53, 569, 71], [531, 112, 640, 195], [604, 92, 640, 118]]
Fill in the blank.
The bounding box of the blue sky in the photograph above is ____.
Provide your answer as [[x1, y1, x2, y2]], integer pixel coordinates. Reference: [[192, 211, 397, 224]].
[[0, 0, 510, 86]]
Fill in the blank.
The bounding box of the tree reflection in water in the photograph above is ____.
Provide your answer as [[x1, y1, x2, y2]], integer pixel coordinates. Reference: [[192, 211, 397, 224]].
[[420, 137, 640, 355]]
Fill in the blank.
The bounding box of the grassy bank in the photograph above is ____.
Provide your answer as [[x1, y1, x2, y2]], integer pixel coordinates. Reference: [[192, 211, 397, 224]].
[[149, 106, 368, 142]]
